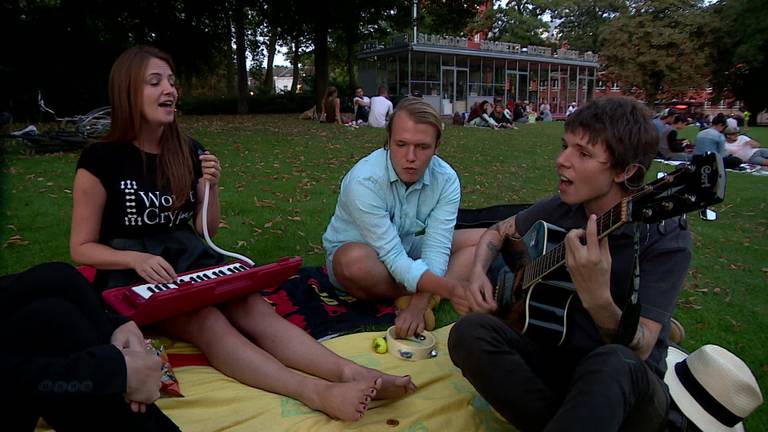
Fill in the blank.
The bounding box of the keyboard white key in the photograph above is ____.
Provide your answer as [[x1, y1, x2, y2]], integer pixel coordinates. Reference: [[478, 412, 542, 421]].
[[131, 263, 251, 299]]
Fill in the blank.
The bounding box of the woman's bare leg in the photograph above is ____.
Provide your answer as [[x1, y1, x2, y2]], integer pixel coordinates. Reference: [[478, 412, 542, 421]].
[[159, 307, 380, 420], [224, 294, 416, 399]]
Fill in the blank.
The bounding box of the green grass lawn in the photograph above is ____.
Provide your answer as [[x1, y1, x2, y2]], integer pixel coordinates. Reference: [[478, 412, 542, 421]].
[[1, 117, 766, 429]]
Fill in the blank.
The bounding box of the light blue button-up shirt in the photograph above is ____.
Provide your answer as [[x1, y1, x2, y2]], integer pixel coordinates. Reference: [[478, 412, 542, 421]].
[[693, 127, 726, 156], [322, 148, 460, 293]]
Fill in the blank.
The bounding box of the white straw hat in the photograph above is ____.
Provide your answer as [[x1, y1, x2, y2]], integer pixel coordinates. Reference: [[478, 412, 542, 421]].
[[665, 345, 763, 431]]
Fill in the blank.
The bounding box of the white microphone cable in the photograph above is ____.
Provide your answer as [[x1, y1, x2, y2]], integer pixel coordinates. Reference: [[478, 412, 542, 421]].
[[201, 180, 254, 266]]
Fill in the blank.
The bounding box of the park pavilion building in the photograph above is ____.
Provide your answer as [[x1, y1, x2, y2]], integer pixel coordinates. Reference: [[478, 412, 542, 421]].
[[358, 33, 599, 119]]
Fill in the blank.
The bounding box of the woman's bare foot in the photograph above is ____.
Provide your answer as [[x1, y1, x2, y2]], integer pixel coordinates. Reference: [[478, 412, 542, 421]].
[[342, 365, 416, 400], [304, 378, 381, 421]]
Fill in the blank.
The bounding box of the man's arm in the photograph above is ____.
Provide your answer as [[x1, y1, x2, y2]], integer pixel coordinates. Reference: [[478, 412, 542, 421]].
[[581, 299, 661, 360], [461, 216, 517, 313], [342, 177, 428, 292], [418, 173, 460, 278]]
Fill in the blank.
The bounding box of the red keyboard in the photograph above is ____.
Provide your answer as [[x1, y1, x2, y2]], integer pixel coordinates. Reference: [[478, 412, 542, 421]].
[[102, 256, 302, 325]]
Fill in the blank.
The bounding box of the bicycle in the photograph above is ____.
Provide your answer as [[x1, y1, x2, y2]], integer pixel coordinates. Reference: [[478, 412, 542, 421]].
[[4, 91, 111, 152]]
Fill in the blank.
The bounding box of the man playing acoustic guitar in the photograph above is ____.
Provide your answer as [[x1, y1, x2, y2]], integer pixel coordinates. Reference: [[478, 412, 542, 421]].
[[449, 96, 694, 431]]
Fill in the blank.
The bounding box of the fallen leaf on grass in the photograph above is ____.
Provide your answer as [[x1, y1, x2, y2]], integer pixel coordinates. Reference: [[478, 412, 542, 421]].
[[4, 235, 29, 247], [254, 199, 275, 207], [308, 243, 324, 254], [724, 316, 742, 331]]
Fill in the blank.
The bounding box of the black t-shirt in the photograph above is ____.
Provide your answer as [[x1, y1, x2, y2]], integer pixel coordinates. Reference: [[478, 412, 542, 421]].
[[514, 196, 692, 377], [76, 139, 204, 243]]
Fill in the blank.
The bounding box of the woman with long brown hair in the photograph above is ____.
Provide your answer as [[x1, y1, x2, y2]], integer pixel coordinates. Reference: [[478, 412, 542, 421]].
[[70, 46, 414, 422], [320, 85, 342, 124]]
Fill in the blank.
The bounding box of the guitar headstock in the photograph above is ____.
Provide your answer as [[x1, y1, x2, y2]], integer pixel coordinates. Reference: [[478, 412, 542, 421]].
[[628, 152, 726, 224]]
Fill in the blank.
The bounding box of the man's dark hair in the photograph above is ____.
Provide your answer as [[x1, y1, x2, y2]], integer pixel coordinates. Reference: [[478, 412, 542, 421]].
[[711, 113, 727, 126], [565, 96, 657, 190], [673, 114, 687, 125], [661, 107, 678, 119]]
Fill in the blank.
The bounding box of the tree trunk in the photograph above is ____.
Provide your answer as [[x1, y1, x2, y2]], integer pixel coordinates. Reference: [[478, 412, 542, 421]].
[[291, 36, 300, 94], [346, 38, 355, 92], [314, 22, 329, 112], [233, 0, 249, 114], [224, 7, 236, 96], [262, 32, 278, 95]]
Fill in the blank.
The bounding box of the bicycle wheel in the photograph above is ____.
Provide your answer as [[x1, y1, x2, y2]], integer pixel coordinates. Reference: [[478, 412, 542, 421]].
[[74, 106, 111, 139]]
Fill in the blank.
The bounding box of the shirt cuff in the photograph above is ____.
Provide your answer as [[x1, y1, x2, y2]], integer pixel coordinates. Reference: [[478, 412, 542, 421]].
[[404, 259, 429, 293]]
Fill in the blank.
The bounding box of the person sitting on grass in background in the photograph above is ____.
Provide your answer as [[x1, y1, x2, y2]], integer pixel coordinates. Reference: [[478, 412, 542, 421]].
[[657, 114, 692, 161], [368, 86, 393, 128], [489, 103, 517, 129], [349, 87, 370, 126], [539, 101, 552, 122], [693, 113, 743, 170], [323, 97, 484, 338], [566, 102, 577, 118], [70, 45, 414, 422], [467, 100, 499, 129], [725, 126, 768, 167], [320, 86, 342, 125], [450, 96, 693, 431]]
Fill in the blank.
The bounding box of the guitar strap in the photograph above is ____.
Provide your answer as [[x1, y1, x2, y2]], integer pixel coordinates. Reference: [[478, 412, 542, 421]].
[[613, 224, 642, 346]]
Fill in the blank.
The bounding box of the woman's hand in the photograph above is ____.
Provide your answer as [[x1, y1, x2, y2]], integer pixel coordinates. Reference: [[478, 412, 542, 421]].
[[130, 252, 177, 284], [111, 321, 144, 351], [199, 151, 221, 186]]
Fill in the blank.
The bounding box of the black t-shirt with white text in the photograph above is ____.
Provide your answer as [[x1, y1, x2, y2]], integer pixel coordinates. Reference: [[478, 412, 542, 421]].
[[76, 140, 204, 243]]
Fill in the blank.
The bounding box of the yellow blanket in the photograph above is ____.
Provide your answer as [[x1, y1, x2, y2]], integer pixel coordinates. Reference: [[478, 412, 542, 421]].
[[159, 324, 510, 431], [38, 324, 512, 431]]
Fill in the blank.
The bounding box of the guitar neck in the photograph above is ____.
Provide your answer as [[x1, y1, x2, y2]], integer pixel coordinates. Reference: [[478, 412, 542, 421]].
[[523, 200, 630, 288]]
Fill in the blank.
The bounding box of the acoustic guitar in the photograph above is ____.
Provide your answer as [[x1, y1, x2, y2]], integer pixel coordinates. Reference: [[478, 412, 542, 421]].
[[493, 153, 726, 346]]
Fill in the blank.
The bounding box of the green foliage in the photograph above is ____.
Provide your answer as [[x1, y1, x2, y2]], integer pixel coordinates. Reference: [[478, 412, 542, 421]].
[[598, 0, 711, 102], [383, 0, 487, 36], [707, 0, 768, 113], [1, 0, 233, 120], [550, 0, 621, 52], [178, 94, 316, 115], [486, 0, 551, 46]]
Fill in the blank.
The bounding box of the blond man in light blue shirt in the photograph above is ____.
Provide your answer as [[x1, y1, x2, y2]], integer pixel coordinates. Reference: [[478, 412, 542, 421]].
[[323, 98, 482, 338]]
